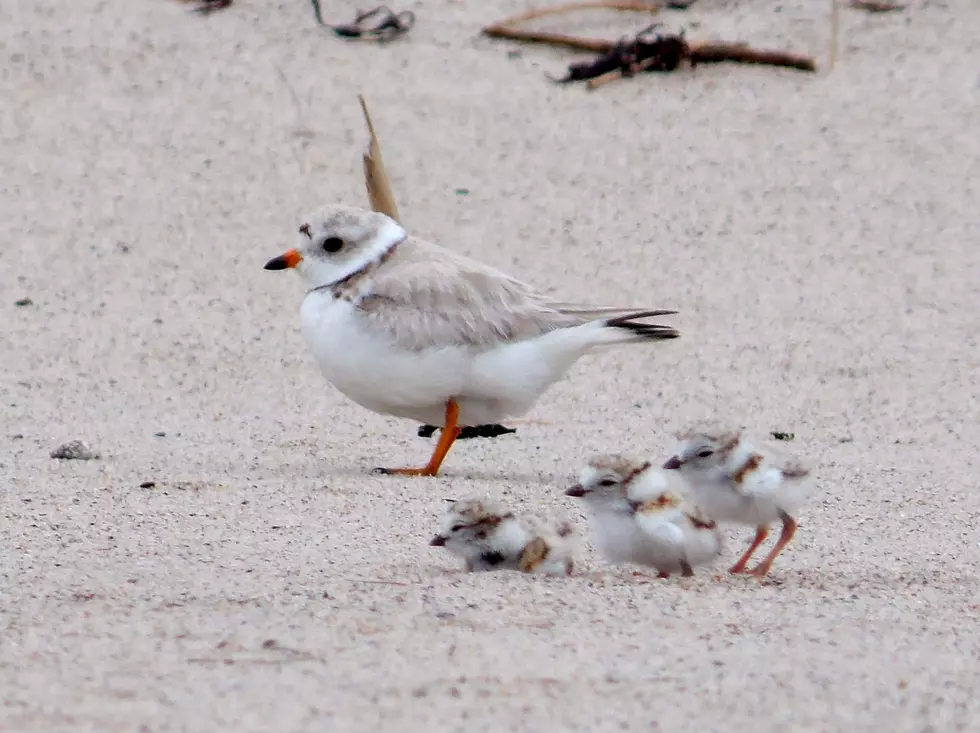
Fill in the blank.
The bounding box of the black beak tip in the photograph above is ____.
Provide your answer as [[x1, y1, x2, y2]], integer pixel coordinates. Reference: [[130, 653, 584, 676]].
[[564, 486, 586, 498], [264, 256, 287, 271], [663, 456, 682, 470], [429, 535, 447, 547]]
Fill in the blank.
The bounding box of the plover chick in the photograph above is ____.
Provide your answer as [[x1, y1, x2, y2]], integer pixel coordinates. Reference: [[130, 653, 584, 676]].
[[429, 498, 575, 576], [662, 427, 814, 577], [565, 455, 722, 578]]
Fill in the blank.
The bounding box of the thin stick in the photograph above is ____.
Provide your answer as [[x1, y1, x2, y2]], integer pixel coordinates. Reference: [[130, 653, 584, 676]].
[[489, 0, 660, 29], [829, 0, 840, 72], [310, 0, 325, 26], [483, 0, 658, 52], [688, 41, 816, 71], [585, 40, 815, 89], [483, 26, 616, 53], [341, 578, 411, 586], [358, 95, 401, 223], [847, 0, 904, 11]]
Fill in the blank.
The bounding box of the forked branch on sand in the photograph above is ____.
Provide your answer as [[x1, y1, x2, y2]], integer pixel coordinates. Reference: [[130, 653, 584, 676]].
[[482, 1, 817, 84]]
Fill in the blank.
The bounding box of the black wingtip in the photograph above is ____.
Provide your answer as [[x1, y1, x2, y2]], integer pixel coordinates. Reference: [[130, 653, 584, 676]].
[[611, 323, 681, 340], [606, 310, 680, 340]]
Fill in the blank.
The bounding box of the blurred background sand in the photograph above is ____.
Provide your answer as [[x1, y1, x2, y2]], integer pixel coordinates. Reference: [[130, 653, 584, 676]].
[[2, 0, 979, 730]]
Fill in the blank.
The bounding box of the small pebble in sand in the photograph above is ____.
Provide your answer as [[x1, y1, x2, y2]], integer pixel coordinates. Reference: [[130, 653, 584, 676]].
[[50, 440, 101, 460], [15, 297, 33, 307]]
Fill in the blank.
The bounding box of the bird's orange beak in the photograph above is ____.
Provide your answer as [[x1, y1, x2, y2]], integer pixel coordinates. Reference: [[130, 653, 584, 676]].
[[264, 249, 303, 270]]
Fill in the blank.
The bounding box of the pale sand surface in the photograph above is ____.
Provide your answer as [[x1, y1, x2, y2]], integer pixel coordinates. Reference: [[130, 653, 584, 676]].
[[3, 0, 980, 731]]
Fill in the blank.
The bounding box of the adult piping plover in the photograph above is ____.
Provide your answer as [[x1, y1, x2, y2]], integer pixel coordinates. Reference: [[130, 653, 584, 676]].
[[429, 498, 576, 576], [565, 455, 722, 578], [662, 428, 814, 578], [264, 204, 679, 476]]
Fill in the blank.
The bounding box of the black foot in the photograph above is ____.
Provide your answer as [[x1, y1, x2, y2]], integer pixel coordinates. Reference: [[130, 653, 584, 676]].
[[417, 423, 517, 440]]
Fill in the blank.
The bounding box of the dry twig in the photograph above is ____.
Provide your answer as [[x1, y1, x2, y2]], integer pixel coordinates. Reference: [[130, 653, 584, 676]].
[[178, 0, 232, 14], [484, 2, 816, 84], [828, 0, 840, 72], [688, 41, 816, 70], [569, 27, 815, 88], [328, 6, 415, 42], [489, 0, 661, 28], [847, 0, 905, 11], [483, 1, 659, 53]]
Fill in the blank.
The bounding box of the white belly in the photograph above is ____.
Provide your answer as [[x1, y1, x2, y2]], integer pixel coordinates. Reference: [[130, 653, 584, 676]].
[[298, 293, 574, 426], [590, 513, 647, 565], [687, 479, 784, 527]]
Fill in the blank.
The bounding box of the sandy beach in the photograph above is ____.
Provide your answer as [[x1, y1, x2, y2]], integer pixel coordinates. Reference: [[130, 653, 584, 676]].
[[3, 0, 980, 730]]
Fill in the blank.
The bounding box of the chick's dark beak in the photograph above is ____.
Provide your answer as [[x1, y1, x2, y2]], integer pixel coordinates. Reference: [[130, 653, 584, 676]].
[[662, 456, 683, 470], [264, 248, 303, 270], [429, 535, 447, 547], [564, 484, 587, 497]]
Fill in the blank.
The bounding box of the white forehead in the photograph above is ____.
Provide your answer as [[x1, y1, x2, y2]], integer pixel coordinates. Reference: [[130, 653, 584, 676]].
[[578, 464, 609, 486]]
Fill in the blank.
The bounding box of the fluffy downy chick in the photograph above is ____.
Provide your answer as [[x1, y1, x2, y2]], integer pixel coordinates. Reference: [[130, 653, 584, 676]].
[[662, 426, 814, 577], [565, 455, 722, 578], [429, 498, 576, 576]]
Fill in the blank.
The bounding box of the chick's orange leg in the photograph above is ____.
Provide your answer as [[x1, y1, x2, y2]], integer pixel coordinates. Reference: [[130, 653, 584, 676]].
[[728, 525, 769, 574], [747, 513, 798, 578], [376, 398, 461, 477]]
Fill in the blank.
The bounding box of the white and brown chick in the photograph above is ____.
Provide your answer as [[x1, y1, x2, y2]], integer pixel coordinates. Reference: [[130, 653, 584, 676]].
[[429, 498, 576, 576], [662, 427, 814, 578], [565, 455, 722, 578]]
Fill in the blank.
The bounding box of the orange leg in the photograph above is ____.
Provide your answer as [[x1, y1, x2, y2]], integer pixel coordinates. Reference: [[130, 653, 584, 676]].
[[728, 525, 769, 574], [747, 513, 798, 578], [375, 399, 461, 477]]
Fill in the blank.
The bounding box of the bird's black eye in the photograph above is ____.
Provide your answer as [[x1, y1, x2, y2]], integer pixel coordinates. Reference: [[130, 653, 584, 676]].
[[697, 449, 715, 458], [599, 478, 617, 487], [321, 237, 344, 253]]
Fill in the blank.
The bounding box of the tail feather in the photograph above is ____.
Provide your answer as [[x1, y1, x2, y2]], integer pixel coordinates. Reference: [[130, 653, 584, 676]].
[[604, 310, 680, 342]]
